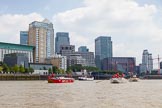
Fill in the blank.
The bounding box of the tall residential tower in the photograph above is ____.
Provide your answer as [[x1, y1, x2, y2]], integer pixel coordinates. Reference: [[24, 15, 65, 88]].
[[140, 50, 153, 74], [28, 19, 54, 63]]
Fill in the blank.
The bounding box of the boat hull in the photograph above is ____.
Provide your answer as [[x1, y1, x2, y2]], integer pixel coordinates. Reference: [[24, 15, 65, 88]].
[[78, 77, 94, 81], [48, 78, 74, 83], [110, 78, 127, 83], [129, 78, 139, 82]]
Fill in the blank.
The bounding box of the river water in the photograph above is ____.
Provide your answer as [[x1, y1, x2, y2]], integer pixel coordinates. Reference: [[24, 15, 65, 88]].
[[0, 80, 162, 108]]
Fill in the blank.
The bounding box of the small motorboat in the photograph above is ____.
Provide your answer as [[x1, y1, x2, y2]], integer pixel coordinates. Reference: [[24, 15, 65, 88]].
[[110, 73, 127, 83], [110, 77, 126, 83], [48, 74, 74, 83], [78, 76, 94, 81], [129, 75, 139, 82]]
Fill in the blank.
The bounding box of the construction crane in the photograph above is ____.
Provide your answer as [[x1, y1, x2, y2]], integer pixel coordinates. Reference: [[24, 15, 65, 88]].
[[151, 55, 162, 75]]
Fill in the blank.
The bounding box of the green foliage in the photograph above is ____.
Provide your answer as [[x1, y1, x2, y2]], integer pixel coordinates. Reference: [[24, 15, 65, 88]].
[[13, 65, 19, 73], [25, 68, 29, 73], [52, 66, 59, 74], [19, 65, 25, 73], [29, 67, 34, 73], [66, 68, 72, 74], [2, 63, 9, 72], [0, 66, 3, 72], [43, 67, 47, 70], [10, 67, 14, 73], [59, 69, 65, 74], [67, 64, 99, 72], [48, 68, 52, 73]]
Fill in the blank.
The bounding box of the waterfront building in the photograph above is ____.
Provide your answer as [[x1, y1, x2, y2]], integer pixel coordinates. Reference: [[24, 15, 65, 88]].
[[4, 53, 29, 68], [0, 42, 34, 63], [75, 51, 96, 67], [55, 32, 70, 54], [160, 61, 162, 69], [20, 31, 28, 45], [60, 45, 75, 67], [141, 50, 153, 74], [135, 66, 140, 75], [29, 63, 52, 75], [95, 36, 112, 69], [60, 45, 75, 57], [45, 54, 67, 71], [28, 19, 54, 63], [69, 53, 87, 67], [102, 57, 136, 74], [78, 46, 89, 53]]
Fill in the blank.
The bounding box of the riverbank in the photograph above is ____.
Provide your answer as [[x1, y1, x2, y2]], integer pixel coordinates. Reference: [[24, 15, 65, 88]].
[[0, 74, 48, 80], [143, 75, 162, 79]]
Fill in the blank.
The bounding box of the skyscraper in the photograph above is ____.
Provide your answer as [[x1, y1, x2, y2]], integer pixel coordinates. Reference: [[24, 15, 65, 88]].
[[28, 19, 54, 63], [141, 50, 153, 73], [95, 36, 112, 69], [78, 46, 89, 52], [20, 31, 28, 45], [55, 32, 70, 54]]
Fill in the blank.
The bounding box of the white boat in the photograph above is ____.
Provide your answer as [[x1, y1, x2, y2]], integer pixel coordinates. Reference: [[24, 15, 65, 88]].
[[129, 75, 139, 82], [110, 77, 126, 83], [110, 73, 127, 83], [78, 76, 94, 81]]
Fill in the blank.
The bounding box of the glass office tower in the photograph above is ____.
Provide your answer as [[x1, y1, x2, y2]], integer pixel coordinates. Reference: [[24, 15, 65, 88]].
[[55, 32, 70, 54], [20, 31, 28, 45], [95, 36, 112, 69]]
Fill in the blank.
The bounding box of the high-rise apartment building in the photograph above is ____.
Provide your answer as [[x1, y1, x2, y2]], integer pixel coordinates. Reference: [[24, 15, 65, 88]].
[[140, 50, 153, 73], [20, 31, 28, 45], [55, 32, 70, 54], [28, 19, 54, 63], [95, 36, 112, 69]]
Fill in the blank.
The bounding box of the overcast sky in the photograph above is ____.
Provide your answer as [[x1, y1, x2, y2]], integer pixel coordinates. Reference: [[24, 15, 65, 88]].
[[0, 0, 162, 67]]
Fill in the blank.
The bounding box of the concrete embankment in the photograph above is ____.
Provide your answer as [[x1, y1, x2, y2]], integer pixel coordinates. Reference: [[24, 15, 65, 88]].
[[0, 74, 48, 80], [143, 75, 162, 79]]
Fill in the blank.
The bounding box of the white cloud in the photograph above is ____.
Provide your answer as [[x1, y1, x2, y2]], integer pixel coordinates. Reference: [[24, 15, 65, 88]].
[[0, 13, 43, 43], [53, 0, 162, 65]]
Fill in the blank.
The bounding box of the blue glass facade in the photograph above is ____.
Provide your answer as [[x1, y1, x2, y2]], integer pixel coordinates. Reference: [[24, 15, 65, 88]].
[[55, 32, 70, 54], [20, 31, 28, 45], [95, 36, 112, 69], [78, 46, 89, 52]]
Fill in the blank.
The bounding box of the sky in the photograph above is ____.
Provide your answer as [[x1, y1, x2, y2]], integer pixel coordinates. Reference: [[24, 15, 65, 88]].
[[0, 0, 162, 67]]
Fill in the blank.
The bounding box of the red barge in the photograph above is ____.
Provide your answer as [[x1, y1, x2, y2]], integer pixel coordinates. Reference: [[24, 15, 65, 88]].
[[48, 74, 74, 83]]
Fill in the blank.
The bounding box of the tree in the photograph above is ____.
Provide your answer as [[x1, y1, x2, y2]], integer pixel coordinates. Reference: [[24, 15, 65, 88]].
[[52, 66, 58, 74], [0, 66, 3, 73], [10, 67, 14, 73], [60, 69, 65, 74], [13, 65, 19, 73], [66, 68, 72, 74], [48, 68, 52, 74], [25, 68, 29, 73], [2, 63, 9, 72], [29, 67, 34, 74], [19, 65, 25, 73], [43, 67, 47, 70]]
